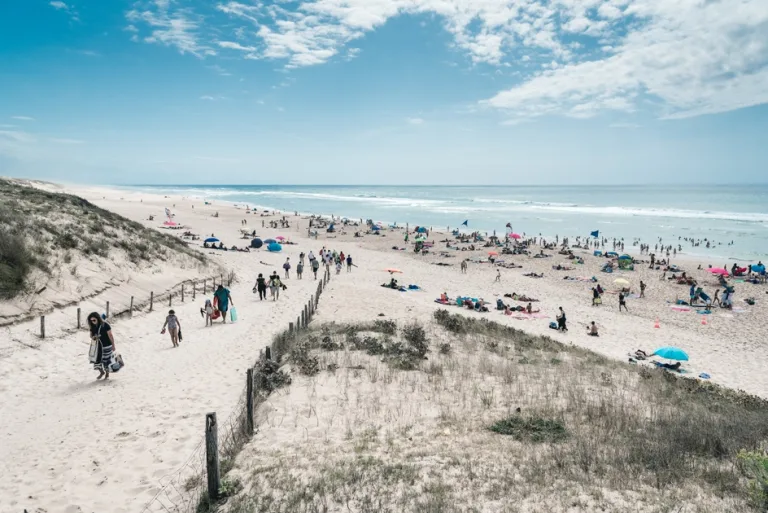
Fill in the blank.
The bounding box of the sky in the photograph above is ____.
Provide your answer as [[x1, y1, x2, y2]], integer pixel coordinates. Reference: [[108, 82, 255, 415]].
[[0, 0, 767, 185]]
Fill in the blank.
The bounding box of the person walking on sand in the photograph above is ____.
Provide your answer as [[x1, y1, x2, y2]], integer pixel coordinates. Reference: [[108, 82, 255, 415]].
[[214, 285, 233, 323], [619, 292, 628, 312], [299, 251, 305, 265], [283, 258, 291, 279], [296, 261, 304, 279], [269, 272, 281, 300], [346, 254, 353, 272], [557, 307, 568, 332], [639, 280, 646, 298], [254, 273, 267, 300], [461, 260, 468, 274], [495, 269, 501, 282], [592, 287, 601, 306], [336, 260, 342, 274], [161, 309, 181, 347], [88, 312, 116, 380], [312, 258, 320, 279], [202, 299, 214, 326]]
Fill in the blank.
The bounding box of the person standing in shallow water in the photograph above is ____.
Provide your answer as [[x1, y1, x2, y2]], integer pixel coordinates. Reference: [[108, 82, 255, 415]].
[[88, 312, 116, 380]]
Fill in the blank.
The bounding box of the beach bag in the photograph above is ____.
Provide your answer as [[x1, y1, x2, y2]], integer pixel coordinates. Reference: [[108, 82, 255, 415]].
[[549, 321, 558, 330], [88, 338, 99, 364], [110, 354, 124, 372], [179, 329, 183, 341], [230, 307, 238, 322]]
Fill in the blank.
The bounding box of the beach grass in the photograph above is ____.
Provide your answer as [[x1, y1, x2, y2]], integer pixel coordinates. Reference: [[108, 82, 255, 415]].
[[0, 179, 206, 299], [219, 310, 768, 512]]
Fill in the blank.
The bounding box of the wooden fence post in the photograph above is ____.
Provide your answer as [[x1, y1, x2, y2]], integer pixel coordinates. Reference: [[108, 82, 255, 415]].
[[106, 301, 110, 319], [265, 346, 272, 361], [289, 322, 294, 334], [301, 309, 306, 328], [181, 284, 185, 303], [205, 413, 220, 502], [40, 316, 45, 338], [203, 279, 207, 294], [169, 293, 172, 307], [246, 369, 254, 436], [129, 296, 134, 317], [193, 282, 196, 300], [150, 291, 154, 312], [77, 307, 81, 329], [296, 316, 300, 331]]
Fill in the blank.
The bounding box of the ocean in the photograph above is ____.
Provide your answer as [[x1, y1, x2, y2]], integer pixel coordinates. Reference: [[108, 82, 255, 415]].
[[124, 184, 768, 262]]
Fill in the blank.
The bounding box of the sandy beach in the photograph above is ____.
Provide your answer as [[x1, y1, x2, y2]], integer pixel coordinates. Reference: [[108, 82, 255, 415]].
[[1, 182, 766, 513]]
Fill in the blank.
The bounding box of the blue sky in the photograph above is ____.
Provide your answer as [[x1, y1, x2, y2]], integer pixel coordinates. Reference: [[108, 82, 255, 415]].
[[0, 0, 767, 185]]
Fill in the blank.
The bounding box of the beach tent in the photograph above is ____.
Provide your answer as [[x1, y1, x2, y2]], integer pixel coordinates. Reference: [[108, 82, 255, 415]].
[[618, 255, 632, 260], [751, 264, 766, 273], [372, 225, 381, 231], [267, 242, 282, 252], [606, 251, 618, 257], [204, 237, 220, 244], [416, 227, 427, 233], [251, 238, 263, 249]]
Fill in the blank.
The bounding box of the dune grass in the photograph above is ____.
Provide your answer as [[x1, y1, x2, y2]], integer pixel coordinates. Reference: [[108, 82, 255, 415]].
[[219, 310, 768, 512], [0, 179, 206, 299]]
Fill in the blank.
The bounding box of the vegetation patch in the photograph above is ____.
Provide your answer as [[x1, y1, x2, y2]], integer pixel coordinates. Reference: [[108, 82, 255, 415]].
[[489, 415, 568, 443]]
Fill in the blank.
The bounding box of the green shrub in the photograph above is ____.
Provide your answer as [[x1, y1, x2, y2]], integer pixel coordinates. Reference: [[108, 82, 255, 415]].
[[0, 227, 32, 299], [489, 415, 568, 443]]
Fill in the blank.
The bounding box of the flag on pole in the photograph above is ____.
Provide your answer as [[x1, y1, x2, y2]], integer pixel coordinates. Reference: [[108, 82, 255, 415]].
[[590, 230, 599, 238], [462, 220, 468, 226]]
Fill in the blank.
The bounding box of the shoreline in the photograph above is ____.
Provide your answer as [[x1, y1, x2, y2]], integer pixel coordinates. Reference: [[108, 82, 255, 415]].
[[114, 184, 767, 264]]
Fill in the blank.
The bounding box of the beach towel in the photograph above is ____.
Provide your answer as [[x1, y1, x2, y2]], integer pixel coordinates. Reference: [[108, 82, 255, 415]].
[[670, 306, 691, 312], [88, 339, 99, 364]]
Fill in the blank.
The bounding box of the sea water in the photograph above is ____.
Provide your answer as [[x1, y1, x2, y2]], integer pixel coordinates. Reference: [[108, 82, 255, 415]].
[[125, 184, 768, 262]]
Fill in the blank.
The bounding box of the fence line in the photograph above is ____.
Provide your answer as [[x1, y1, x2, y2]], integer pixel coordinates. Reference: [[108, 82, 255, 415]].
[[37, 272, 234, 339], [141, 264, 332, 512]]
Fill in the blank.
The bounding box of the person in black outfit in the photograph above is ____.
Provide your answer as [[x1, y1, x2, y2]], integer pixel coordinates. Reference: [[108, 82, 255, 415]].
[[254, 273, 267, 300], [619, 292, 628, 312], [88, 312, 116, 380], [557, 307, 568, 331]]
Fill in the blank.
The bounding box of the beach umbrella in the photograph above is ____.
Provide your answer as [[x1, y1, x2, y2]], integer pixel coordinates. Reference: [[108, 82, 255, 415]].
[[204, 237, 219, 243], [707, 268, 730, 276], [264, 238, 276, 244], [606, 251, 618, 257], [751, 264, 765, 273], [384, 268, 403, 274], [275, 236, 286, 241], [251, 238, 263, 249], [618, 255, 632, 260], [488, 251, 499, 256], [510, 233, 521, 239], [372, 225, 381, 231], [613, 278, 630, 286], [652, 347, 689, 361], [416, 227, 427, 233], [267, 242, 282, 252]]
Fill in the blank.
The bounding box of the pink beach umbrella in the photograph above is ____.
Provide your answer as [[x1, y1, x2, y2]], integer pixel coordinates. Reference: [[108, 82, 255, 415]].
[[275, 236, 286, 241], [510, 233, 522, 240], [707, 268, 729, 276]]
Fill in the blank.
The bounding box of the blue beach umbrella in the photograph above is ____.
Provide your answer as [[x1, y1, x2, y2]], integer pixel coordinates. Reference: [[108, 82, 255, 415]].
[[264, 238, 276, 244], [251, 238, 263, 249], [267, 242, 282, 252], [618, 254, 632, 260], [371, 225, 381, 231], [652, 347, 689, 361], [204, 237, 220, 243], [416, 227, 427, 233]]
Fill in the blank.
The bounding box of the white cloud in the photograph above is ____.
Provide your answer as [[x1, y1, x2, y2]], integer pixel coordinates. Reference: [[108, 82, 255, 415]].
[[200, 95, 226, 101], [0, 130, 36, 143], [217, 41, 256, 51], [125, 24, 139, 32], [484, 0, 768, 119], [125, 0, 768, 119], [406, 117, 424, 125], [49, 0, 79, 21], [126, 6, 211, 57], [609, 122, 642, 128], [12, 116, 35, 121]]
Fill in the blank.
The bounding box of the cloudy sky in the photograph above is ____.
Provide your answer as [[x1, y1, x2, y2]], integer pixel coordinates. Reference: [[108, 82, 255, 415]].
[[1, 0, 766, 184]]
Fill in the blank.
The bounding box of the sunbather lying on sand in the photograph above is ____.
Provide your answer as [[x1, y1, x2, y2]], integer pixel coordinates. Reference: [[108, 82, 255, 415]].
[[503, 293, 539, 302], [553, 264, 575, 271], [524, 272, 544, 278]]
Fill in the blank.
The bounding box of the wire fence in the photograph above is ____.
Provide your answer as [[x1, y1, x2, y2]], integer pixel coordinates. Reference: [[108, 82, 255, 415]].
[[140, 268, 332, 513]]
